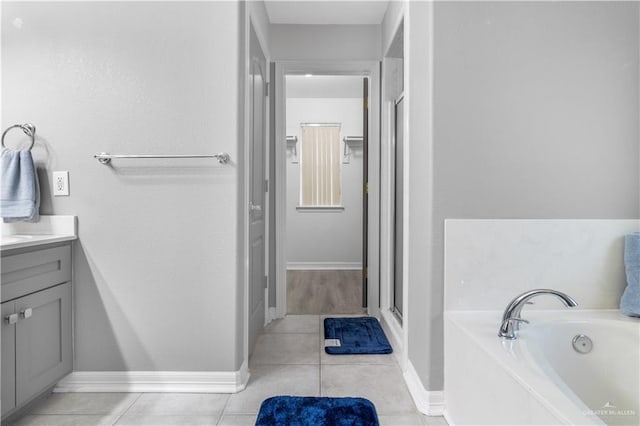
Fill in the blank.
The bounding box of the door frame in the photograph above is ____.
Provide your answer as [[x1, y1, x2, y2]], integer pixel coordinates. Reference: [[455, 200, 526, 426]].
[[242, 9, 270, 368], [380, 11, 408, 369], [273, 61, 381, 319], [246, 22, 268, 357]]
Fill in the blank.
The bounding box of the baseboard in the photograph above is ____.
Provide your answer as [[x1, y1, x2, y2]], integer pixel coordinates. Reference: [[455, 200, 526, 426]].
[[54, 361, 250, 393], [286, 262, 362, 270], [403, 360, 445, 416], [266, 307, 277, 324], [379, 309, 404, 368]]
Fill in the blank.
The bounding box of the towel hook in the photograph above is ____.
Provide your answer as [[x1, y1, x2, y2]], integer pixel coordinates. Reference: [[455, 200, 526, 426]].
[[2, 123, 36, 151]]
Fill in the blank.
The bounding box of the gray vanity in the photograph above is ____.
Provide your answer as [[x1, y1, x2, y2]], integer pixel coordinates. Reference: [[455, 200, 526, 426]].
[[1, 216, 77, 420]]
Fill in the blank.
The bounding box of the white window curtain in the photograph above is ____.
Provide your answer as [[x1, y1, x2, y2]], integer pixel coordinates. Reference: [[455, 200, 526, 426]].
[[300, 125, 342, 206]]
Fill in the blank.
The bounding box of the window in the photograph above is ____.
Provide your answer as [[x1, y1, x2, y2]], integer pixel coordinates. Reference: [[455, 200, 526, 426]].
[[300, 124, 342, 207]]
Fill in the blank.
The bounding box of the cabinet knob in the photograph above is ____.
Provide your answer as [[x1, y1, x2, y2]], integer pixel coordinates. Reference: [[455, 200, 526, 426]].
[[20, 308, 32, 319], [4, 313, 18, 325]]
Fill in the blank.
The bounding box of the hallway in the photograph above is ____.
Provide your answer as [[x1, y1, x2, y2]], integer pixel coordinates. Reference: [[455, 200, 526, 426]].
[[13, 315, 448, 425]]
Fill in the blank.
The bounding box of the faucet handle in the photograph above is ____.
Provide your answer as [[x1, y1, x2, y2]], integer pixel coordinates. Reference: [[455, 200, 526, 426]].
[[507, 318, 530, 324]]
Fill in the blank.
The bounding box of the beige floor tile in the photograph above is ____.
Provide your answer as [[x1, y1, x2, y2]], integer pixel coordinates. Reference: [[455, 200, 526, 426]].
[[122, 393, 228, 416], [423, 415, 449, 425], [264, 315, 319, 334], [378, 414, 427, 426], [319, 313, 372, 321], [28, 393, 140, 416], [114, 414, 218, 425], [320, 350, 397, 365], [225, 365, 319, 415], [216, 415, 257, 426], [12, 414, 118, 426], [321, 364, 416, 415], [249, 333, 319, 365]]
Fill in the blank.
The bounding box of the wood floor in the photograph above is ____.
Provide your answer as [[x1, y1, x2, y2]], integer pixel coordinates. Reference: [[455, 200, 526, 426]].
[[287, 270, 366, 315]]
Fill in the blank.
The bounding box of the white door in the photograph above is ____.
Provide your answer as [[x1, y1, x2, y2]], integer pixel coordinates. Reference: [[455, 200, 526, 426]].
[[248, 24, 267, 355]]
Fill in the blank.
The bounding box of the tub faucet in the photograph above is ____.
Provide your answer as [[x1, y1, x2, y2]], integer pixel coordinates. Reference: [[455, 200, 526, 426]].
[[498, 289, 578, 339]]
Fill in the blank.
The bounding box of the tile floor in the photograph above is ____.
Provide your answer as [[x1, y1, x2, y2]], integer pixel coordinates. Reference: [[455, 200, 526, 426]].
[[11, 315, 448, 426]]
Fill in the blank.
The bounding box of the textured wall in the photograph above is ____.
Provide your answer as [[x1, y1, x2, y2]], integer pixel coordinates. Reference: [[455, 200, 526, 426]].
[[2, 1, 244, 371]]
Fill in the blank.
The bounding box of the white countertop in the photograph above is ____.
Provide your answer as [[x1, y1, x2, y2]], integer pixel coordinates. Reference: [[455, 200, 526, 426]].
[[1, 215, 77, 251]]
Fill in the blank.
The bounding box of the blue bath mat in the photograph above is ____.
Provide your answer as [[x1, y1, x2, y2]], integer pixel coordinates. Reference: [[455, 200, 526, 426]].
[[324, 317, 392, 355], [255, 396, 379, 426]]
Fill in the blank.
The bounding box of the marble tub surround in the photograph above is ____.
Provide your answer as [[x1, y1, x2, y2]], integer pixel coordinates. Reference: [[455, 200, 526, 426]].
[[444, 219, 640, 311], [443, 219, 640, 425], [1, 215, 77, 250]]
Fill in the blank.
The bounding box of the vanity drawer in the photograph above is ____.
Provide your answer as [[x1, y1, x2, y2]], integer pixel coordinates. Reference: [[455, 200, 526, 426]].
[[1, 244, 71, 302]]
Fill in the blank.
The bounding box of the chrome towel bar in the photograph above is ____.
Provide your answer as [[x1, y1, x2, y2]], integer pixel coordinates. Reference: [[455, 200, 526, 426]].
[[94, 152, 231, 165]]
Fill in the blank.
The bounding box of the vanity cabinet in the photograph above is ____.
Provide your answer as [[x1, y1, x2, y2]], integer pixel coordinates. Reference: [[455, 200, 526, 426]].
[[1, 243, 72, 419]]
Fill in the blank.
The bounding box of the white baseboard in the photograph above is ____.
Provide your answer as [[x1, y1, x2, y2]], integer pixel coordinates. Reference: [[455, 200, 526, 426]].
[[379, 309, 404, 368], [54, 362, 250, 394], [286, 262, 362, 270], [403, 360, 445, 416], [266, 307, 277, 324]]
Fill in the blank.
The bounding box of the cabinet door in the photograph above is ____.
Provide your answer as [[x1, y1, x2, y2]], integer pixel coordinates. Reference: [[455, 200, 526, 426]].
[[15, 282, 72, 406], [1, 301, 16, 417]]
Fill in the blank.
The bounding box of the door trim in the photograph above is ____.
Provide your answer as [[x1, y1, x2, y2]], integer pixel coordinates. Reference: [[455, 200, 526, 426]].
[[273, 61, 381, 319], [242, 7, 271, 368]]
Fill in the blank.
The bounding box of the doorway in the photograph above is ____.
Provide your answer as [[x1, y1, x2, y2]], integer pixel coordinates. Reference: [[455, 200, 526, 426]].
[[284, 75, 366, 314], [273, 62, 381, 320]]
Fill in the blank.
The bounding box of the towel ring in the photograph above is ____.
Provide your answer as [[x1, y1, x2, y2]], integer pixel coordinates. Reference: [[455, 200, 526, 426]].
[[2, 123, 36, 151]]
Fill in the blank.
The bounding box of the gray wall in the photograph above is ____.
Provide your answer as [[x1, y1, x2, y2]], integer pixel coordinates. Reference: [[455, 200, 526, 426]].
[[405, 0, 439, 392], [2, 1, 245, 372], [270, 24, 381, 61], [285, 97, 363, 267], [424, 1, 639, 390], [388, 0, 640, 393]]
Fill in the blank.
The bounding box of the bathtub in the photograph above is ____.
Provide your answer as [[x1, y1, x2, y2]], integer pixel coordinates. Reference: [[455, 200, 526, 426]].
[[444, 310, 639, 425]]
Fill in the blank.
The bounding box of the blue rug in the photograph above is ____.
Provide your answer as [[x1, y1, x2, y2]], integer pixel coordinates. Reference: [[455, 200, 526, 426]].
[[255, 396, 379, 426], [323, 317, 392, 355]]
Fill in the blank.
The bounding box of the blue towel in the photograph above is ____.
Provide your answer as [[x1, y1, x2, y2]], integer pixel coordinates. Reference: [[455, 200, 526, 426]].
[[1, 148, 40, 223], [620, 232, 640, 317]]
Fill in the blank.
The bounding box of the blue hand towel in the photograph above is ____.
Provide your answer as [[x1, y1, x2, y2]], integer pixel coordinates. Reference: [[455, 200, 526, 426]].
[[1, 148, 40, 223], [620, 232, 640, 317]]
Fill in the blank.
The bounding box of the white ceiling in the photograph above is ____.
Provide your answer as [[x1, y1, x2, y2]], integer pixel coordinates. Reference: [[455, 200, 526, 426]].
[[264, 1, 390, 25]]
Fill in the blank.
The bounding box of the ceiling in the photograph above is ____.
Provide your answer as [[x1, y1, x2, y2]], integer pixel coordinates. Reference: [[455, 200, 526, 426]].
[[264, 1, 390, 25]]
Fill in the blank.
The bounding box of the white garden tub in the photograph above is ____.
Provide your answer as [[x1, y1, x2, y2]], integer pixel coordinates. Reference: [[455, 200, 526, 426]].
[[444, 310, 639, 425]]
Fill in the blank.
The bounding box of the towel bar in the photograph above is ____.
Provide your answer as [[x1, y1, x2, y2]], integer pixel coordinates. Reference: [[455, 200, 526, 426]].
[[2, 124, 36, 151], [94, 152, 231, 165]]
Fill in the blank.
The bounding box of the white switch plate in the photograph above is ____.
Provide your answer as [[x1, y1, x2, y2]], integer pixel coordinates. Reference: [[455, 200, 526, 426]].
[[53, 171, 69, 196]]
